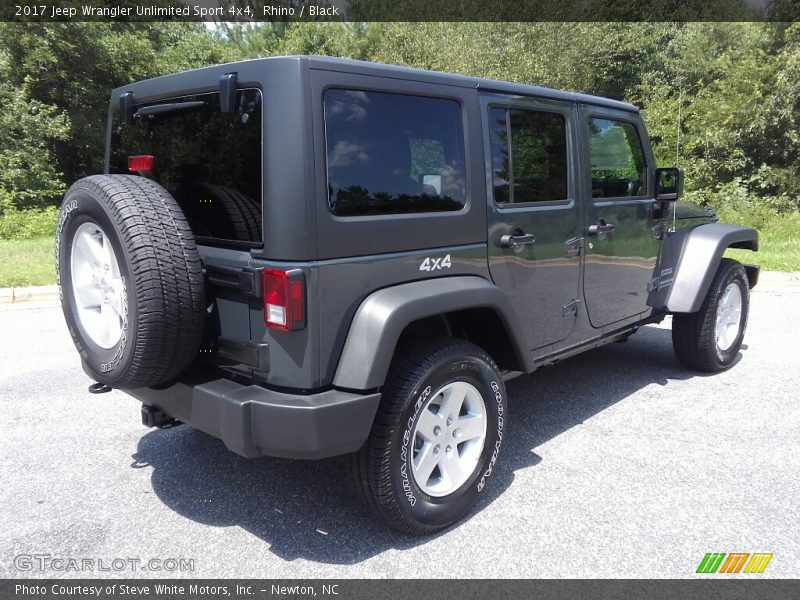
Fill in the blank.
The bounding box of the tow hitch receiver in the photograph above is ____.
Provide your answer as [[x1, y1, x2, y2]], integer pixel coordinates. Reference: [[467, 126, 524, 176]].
[[141, 405, 180, 428]]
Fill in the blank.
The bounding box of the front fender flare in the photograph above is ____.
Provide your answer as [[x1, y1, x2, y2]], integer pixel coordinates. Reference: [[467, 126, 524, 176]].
[[666, 223, 758, 313], [332, 276, 530, 390]]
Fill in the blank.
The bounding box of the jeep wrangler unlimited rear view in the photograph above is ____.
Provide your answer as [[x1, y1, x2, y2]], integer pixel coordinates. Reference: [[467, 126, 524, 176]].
[[56, 56, 758, 534]]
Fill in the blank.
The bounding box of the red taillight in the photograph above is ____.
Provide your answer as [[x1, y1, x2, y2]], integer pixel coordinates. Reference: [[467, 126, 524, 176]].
[[128, 155, 155, 173], [262, 269, 305, 331]]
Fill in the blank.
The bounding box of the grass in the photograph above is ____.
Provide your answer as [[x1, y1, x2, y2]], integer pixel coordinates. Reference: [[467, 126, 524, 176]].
[[0, 213, 796, 289], [0, 237, 55, 287], [724, 212, 800, 272]]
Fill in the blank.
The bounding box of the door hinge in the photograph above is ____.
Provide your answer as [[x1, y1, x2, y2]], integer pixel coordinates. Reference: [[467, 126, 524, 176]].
[[562, 298, 581, 317], [647, 278, 659, 292], [564, 237, 583, 257], [651, 223, 664, 240]]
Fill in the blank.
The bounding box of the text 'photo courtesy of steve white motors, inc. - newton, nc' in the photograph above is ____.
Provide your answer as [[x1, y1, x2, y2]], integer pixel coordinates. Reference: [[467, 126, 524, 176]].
[[14, 2, 342, 19], [14, 582, 339, 597]]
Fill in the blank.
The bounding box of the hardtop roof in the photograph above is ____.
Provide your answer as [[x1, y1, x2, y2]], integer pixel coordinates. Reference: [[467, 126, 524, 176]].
[[302, 55, 639, 112], [116, 55, 639, 113]]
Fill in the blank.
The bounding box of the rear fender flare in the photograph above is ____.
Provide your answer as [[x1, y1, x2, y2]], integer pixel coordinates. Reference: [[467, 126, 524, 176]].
[[332, 276, 530, 390]]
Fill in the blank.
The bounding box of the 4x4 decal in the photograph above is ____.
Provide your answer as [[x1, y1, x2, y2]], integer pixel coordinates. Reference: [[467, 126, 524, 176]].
[[419, 254, 452, 272]]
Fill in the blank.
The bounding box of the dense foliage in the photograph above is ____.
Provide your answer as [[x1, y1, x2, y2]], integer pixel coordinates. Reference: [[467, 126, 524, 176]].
[[0, 22, 235, 210], [0, 22, 798, 235]]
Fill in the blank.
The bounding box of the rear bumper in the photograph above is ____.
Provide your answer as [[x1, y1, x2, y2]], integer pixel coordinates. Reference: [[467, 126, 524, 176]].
[[125, 377, 380, 459]]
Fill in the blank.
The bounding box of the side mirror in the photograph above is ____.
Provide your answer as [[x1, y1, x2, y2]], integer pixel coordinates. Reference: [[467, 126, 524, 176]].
[[655, 167, 684, 202]]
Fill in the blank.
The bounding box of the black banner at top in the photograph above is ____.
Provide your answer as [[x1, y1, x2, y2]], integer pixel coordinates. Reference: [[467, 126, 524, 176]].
[[2, 0, 799, 22]]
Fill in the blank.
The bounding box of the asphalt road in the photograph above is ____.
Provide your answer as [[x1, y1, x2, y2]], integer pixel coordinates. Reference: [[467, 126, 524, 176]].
[[1, 280, 798, 579]]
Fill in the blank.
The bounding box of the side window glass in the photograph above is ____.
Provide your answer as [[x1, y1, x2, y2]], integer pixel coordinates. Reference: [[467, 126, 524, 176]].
[[489, 107, 568, 204], [324, 89, 466, 217], [589, 118, 646, 198]]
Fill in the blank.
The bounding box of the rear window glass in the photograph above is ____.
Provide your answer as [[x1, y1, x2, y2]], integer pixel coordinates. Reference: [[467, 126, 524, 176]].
[[109, 89, 262, 244], [324, 89, 466, 217]]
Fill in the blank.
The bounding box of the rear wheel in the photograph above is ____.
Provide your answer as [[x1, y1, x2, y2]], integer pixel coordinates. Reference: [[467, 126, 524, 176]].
[[672, 258, 749, 372], [56, 175, 206, 389], [349, 337, 507, 534]]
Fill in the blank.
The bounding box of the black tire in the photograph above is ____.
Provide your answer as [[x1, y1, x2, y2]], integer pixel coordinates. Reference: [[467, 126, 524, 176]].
[[349, 337, 507, 534], [56, 175, 206, 389], [201, 184, 261, 242], [672, 258, 750, 372]]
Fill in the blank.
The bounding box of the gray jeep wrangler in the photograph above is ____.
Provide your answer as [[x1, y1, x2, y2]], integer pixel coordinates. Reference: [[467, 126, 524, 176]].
[[56, 56, 758, 534]]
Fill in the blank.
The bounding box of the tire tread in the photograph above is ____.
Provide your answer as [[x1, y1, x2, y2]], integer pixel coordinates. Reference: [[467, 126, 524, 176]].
[[59, 175, 205, 388]]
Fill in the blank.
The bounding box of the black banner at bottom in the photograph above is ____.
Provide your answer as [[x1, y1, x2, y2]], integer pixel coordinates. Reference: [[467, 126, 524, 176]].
[[2, 579, 799, 600]]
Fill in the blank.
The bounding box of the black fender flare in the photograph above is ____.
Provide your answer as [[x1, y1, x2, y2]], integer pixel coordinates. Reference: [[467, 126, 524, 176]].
[[666, 223, 758, 313], [332, 276, 531, 390]]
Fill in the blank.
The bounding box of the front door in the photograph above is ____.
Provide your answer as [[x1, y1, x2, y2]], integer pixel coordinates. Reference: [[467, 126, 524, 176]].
[[484, 95, 582, 352], [580, 107, 661, 328]]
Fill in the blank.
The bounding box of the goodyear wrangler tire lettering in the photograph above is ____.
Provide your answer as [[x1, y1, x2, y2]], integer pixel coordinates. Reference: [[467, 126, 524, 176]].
[[349, 337, 508, 534], [477, 380, 505, 492], [55, 199, 78, 301], [399, 384, 432, 507], [56, 175, 206, 389]]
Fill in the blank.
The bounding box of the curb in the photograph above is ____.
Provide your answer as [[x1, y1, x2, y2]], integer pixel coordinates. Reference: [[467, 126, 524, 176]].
[[757, 271, 800, 283], [753, 270, 800, 292], [0, 285, 59, 304], [1, 271, 798, 305]]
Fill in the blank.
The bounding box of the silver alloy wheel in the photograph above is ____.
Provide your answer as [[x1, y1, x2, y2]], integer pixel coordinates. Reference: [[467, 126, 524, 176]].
[[411, 380, 487, 497], [70, 222, 125, 349], [715, 282, 743, 352]]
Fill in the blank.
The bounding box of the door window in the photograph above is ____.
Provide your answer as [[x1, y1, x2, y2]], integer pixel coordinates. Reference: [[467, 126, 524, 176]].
[[588, 118, 646, 198], [489, 107, 568, 204]]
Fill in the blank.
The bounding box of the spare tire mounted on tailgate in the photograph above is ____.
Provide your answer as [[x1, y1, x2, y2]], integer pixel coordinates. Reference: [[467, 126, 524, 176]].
[[56, 175, 206, 389]]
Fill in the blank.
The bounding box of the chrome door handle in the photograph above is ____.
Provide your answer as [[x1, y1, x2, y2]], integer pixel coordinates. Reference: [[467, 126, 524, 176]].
[[586, 223, 616, 236], [500, 233, 536, 249]]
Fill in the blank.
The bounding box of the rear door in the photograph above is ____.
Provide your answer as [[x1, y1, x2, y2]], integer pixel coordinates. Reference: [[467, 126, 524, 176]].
[[483, 94, 582, 352], [579, 106, 660, 328]]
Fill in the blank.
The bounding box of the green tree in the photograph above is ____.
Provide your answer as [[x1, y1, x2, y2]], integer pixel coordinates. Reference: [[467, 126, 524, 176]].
[[0, 22, 234, 206], [0, 47, 69, 207], [639, 23, 800, 209], [2, 19, 799, 218]]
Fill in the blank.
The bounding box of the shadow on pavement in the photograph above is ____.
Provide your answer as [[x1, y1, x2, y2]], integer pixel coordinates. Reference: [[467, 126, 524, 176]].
[[132, 324, 712, 564]]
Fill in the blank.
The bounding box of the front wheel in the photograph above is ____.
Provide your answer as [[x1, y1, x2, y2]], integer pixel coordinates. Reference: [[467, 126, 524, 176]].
[[672, 258, 750, 372], [350, 337, 507, 534]]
